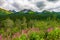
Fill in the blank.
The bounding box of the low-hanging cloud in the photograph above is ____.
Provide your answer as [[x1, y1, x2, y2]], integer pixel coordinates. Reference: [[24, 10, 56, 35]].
[[0, 0, 5, 6], [36, 1, 46, 10], [0, 0, 60, 12], [47, 0, 59, 2], [12, 2, 22, 10]]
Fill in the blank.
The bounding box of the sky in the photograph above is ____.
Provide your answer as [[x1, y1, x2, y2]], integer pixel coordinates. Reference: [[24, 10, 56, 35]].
[[0, 0, 60, 12]]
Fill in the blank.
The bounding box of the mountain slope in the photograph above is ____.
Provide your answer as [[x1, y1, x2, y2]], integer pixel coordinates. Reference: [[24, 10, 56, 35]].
[[0, 8, 13, 15]]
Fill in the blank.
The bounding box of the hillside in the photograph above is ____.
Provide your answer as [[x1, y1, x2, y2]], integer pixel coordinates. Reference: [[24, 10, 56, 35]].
[[0, 8, 13, 15]]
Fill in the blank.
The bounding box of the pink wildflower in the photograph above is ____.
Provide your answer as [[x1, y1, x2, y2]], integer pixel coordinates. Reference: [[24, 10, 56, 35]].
[[13, 34, 16, 38], [0, 35, 2, 40], [15, 32, 21, 37], [47, 27, 53, 32], [30, 27, 39, 32], [22, 29, 28, 34]]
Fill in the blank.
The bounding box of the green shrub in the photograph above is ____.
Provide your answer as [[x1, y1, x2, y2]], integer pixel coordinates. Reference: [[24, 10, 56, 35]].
[[29, 32, 40, 40], [47, 27, 60, 40], [19, 35, 27, 40], [39, 31, 45, 39], [12, 35, 27, 40], [2, 18, 14, 28], [12, 37, 20, 40]]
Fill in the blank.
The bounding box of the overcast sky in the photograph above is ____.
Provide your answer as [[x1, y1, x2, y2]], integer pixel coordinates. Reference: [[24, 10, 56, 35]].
[[0, 0, 60, 12]]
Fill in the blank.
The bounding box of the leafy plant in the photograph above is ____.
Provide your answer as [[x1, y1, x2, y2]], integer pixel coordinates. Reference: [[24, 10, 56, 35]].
[[47, 27, 60, 40], [19, 35, 27, 40], [29, 32, 40, 40]]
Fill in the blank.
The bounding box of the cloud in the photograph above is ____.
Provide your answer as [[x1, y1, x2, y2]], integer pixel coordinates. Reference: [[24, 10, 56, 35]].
[[12, 2, 22, 10], [0, 0, 5, 6], [47, 0, 59, 2], [0, 0, 60, 12], [36, 1, 46, 10]]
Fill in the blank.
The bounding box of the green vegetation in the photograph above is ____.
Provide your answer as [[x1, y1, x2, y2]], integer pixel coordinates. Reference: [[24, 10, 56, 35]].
[[12, 28, 60, 40], [0, 8, 60, 40]]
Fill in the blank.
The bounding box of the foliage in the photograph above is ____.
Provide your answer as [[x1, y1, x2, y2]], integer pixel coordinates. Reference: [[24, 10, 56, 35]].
[[29, 32, 40, 40], [0, 8, 60, 40], [47, 27, 60, 40]]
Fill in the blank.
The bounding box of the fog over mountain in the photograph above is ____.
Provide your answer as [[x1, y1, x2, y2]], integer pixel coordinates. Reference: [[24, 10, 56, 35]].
[[0, 0, 60, 12]]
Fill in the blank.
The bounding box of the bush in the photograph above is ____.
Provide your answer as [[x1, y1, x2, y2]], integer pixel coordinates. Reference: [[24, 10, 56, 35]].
[[19, 35, 27, 40], [2, 18, 14, 28], [47, 27, 60, 40], [29, 32, 40, 40], [12, 35, 27, 40]]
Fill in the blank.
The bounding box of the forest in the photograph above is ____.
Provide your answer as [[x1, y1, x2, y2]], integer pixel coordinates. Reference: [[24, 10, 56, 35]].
[[0, 8, 60, 40]]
